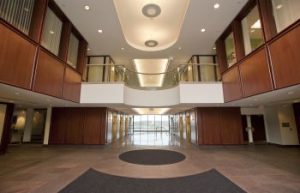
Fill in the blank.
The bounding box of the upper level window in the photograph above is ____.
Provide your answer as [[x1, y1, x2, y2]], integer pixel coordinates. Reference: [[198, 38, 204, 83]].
[[225, 32, 236, 67], [0, 0, 35, 35], [41, 7, 62, 56], [241, 5, 264, 55], [272, 0, 300, 32], [67, 33, 79, 68]]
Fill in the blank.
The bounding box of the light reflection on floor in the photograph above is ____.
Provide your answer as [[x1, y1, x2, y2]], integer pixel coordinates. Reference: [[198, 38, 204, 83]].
[[125, 132, 181, 146]]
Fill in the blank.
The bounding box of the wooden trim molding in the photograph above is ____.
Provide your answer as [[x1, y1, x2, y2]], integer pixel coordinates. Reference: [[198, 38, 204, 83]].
[[257, 0, 277, 41], [29, 0, 49, 43]]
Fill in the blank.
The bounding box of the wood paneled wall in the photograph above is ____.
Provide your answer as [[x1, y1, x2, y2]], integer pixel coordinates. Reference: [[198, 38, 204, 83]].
[[49, 107, 107, 145], [33, 49, 65, 98], [239, 47, 273, 97], [218, 0, 300, 103], [63, 66, 82, 102], [222, 66, 243, 102], [197, 107, 243, 145], [0, 22, 37, 89], [268, 24, 300, 89], [0, 0, 86, 103]]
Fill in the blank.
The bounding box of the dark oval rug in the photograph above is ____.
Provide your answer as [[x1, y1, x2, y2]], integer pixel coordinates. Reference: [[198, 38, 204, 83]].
[[119, 149, 186, 165]]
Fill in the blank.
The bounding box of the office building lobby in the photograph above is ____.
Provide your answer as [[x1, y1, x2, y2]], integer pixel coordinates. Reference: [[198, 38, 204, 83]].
[[0, 0, 300, 192]]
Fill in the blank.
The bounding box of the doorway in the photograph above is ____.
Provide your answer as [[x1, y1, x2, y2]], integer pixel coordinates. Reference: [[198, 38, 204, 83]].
[[242, 115, 266, 143], [10, 108, 47, 144]]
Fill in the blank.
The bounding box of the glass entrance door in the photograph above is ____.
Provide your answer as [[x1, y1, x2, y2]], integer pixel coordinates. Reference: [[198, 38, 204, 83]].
[[133, 115, 170, 132]]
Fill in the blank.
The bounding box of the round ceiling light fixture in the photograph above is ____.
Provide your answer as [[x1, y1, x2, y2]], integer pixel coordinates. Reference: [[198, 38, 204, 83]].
[[145, 40, 158, 47], [142, 4, 161, 18]]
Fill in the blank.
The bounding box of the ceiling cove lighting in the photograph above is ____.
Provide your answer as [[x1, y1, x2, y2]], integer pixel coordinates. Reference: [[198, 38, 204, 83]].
[[133, 58, 169, 87], [113, 0, 190, 51], [251, 20, 261, 29], [132, 108, 170, 115]]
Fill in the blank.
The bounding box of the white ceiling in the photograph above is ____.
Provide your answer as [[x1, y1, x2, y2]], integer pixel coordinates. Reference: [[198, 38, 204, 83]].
[[54, 0, 248, 67]]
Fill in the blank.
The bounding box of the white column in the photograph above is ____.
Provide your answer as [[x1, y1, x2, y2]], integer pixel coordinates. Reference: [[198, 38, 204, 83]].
[[246, 115, 254, 144], [43, 107, 52, 145], [23, 108, 34, 142]]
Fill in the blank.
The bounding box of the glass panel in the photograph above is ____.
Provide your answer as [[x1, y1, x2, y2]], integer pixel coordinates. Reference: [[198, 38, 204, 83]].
[[161, 115, 169, 131], [0, 0, 35, 35], [154, 115, 161, 131], [272, 0, 300, 33], [140, 115, 148, 131], [148, 115, 155, 131], [41, 7, 63, 56], [225, 32, 237, 67], [0, 104, 7, 144], [67, 33, 79, 68], [242, 6, 264, 55]]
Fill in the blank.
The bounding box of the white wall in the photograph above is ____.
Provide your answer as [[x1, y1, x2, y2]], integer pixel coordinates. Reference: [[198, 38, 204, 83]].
[[0, 104, 7, 144], [278, 105, 299, 145], [179, 83, 224, 104], [124, 86, 180, 107], [80, 83, 124, 104], [264, 105, 299, 145], [80, 83, 224, 106]]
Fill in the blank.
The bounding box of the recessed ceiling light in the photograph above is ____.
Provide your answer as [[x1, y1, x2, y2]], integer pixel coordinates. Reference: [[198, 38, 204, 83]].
[[121, 47, 125, 50], [201, 28, 206, 32], [49, 30, 54, 34], [15, 92, 20, 95], [178, 47, 182, 50], [287, 91, 294, 95], [213, 47, 216, 50], [145, 40, 158, 47], [142, 4, 161, 18], [214, 3, 220, 9], [24, 8, 29, 12], [84, 5, 90, 10], [87, 48, 91, 51], [98, 29, 103, 33], [276, 4, 283, 10]]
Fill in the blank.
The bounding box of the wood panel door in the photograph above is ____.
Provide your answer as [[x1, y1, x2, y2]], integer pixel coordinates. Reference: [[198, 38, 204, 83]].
[[33, 49, 65, 98], [64, 108, 84, 144], [222, 66, 243, 102], [0, 23, 37, 89], [200, 108, 222, 145], [239, 48, 274, 97], [83, 108, 103, 144], [269, 24, 300, 89], [49, 108, 67, 144], [220, 108, 243, 144], [63, 66, 81, 103]]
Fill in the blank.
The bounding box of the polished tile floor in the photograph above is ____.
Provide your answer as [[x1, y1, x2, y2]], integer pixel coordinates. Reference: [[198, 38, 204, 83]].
[[0, 132, 300, 193]]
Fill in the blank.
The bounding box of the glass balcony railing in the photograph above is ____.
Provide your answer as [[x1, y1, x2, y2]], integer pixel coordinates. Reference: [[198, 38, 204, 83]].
[[84, 63, 220, 90]]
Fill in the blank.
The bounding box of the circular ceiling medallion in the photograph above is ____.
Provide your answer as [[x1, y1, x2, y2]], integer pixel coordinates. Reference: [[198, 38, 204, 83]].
[[145, 40, 158, 47], [142, 4, 161, 18]]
